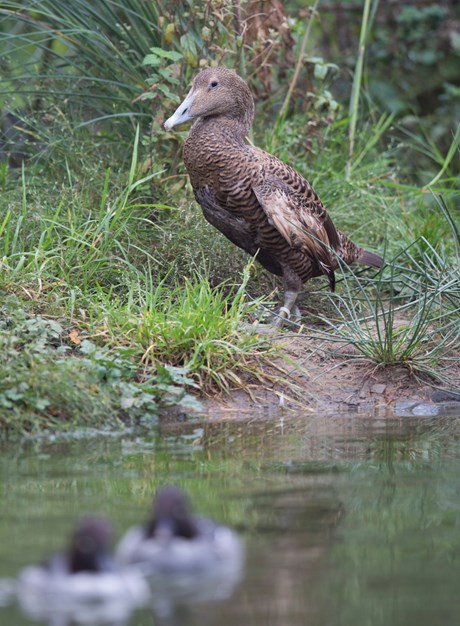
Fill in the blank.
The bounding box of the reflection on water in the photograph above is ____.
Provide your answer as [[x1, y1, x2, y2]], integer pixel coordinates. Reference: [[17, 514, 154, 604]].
[[1, 410, 460, 625]]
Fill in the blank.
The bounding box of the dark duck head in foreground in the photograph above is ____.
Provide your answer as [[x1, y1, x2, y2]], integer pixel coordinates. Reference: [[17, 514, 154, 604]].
[[164, 66, 383, 325]]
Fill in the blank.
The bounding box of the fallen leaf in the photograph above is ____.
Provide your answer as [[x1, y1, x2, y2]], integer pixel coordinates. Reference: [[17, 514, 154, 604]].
[[69, 329, 81, 345]]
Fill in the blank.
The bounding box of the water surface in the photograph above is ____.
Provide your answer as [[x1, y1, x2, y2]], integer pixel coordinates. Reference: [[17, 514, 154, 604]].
[[1, 410, 460, 625]]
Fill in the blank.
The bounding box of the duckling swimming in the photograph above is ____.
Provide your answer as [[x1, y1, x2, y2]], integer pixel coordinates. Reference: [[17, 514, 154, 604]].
[[17, 517, 149, 624], [116, 486, 243, 574], [116, 486, 244, 615]]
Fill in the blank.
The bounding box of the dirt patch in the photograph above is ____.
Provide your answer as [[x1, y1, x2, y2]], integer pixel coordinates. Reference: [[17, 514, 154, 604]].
[[202, 330, 460, 418]]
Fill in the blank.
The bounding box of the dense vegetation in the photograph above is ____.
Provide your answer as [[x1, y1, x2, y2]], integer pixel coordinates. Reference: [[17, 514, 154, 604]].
[[0, 0, 459, 437]]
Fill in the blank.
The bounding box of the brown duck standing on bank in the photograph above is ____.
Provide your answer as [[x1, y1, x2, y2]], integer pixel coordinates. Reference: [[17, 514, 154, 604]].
[[164, 67, 383, 325]]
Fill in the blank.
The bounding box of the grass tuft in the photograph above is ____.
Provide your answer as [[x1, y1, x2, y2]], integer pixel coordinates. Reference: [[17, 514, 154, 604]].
[[94, 264, 277, 393], [301, 226, 460, 388]]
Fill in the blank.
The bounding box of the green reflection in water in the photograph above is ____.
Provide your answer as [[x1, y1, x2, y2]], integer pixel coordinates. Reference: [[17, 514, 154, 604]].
[[0, 412, 460, 626]]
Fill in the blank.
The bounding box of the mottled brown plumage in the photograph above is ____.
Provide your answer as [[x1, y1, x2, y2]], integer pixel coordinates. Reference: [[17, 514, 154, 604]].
[[165, 67, 383, 324]]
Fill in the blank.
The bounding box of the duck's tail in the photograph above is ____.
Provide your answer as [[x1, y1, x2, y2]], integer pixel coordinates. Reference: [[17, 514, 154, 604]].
[[337, 231, 383, 269], [357, 248, 384, 269]]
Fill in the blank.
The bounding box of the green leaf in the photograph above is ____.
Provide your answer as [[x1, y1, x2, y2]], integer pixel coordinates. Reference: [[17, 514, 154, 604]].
[[314, 63, 328, 80], [143, 54, 162, 66], [157, 83, 180, 102], [148, 47, 182, 61], [158, 67, 180, 83]]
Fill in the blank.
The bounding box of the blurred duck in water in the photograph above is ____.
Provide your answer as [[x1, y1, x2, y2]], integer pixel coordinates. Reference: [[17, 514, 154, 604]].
[[117, 486, 243, 573], [17, 517, 149, 624], [116, 486, 244, 615]]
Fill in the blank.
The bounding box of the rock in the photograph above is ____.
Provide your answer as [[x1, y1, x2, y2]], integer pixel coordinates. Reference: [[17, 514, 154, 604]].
[[370, 384, 386, 394]]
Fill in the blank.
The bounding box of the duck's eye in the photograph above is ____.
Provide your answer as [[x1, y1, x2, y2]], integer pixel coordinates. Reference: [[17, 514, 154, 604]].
[[210, 80, 218, 88]]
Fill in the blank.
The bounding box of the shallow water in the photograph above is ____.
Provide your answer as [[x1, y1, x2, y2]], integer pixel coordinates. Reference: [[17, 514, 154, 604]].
[[1, 410, 460, 626]]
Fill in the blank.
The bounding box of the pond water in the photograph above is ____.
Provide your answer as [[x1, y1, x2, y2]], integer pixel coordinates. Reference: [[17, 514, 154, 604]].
[[1, 410, 460, 626]]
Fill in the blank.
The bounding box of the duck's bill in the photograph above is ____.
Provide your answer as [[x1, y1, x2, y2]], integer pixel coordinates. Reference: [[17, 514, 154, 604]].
[[164, 90, 196, 130]]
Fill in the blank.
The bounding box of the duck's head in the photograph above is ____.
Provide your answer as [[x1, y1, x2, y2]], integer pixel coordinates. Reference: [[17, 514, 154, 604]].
[[146, 486, 199, 542], [69, 517, 114, 573], [164, 67, 254, 135]]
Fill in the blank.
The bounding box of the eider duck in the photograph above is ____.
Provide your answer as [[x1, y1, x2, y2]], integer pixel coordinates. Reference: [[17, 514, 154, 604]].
[[164, 66, 383, 325], [116, 487, 244, 612], [116, 486, 243, 573], [17, 517, 149, 622]]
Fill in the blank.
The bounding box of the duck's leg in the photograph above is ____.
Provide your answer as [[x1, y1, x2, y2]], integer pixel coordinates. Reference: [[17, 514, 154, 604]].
[[276, 290, 301, 323], [272, 267, 302, 327]]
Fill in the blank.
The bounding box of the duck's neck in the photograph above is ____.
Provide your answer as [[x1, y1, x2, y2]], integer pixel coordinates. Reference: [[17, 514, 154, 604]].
[[70, 549, 108, 573], [189, 112, 252, 146]]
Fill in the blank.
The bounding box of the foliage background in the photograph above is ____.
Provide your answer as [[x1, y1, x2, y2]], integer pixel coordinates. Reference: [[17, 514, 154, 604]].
[[0, 0, 459, 435], [1, 1, 459, 162]]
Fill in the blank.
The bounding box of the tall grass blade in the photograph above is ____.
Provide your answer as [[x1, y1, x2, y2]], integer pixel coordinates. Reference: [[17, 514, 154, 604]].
[[421, 124, 460, 190], [346, 0, 375, 180]]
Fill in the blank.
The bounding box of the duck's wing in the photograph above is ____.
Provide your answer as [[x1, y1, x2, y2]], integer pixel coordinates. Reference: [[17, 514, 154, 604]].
[[253, 176, 338, 288], [195, 186, 283, 276], [195, 187, 257, 253]]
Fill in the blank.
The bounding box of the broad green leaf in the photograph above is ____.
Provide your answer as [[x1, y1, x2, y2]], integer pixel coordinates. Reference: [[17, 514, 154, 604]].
[[148, 46, 182, 61], [143, 54, 162, 66]]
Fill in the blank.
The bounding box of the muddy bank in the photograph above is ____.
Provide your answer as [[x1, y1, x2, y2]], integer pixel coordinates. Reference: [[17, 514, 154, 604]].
[[201, 332, 460, 420]]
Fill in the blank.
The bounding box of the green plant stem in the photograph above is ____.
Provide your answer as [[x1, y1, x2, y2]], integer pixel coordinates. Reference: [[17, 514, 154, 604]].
[[279, 0, 321, 120], [346, 0, 373, 180], [422, 123, 460, 190]]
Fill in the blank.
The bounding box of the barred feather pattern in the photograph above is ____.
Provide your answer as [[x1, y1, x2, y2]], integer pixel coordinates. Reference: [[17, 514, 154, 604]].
[[169, 66, 382, 313]]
